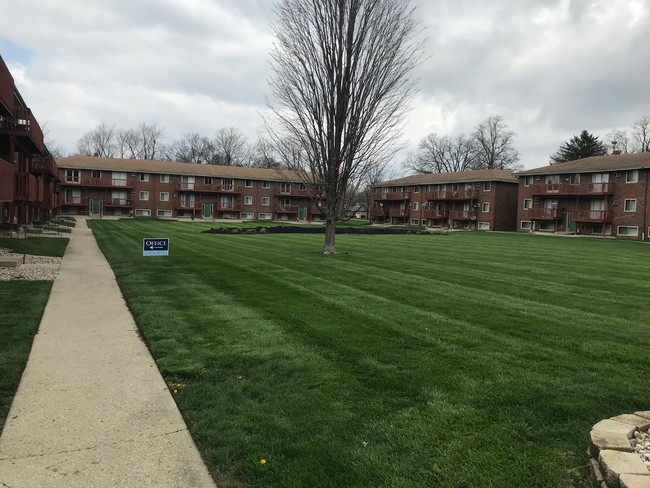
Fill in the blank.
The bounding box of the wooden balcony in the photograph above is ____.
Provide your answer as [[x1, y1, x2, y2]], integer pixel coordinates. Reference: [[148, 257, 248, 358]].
[[217, 202, 242, 212], [276, 205, 299, 214], [425, 190, 479, 201], [448, 210, 476, 220], [0, 158, 14, 201], [31, 156, 57, 177], [370, 207, 389, 217], [104, 198, 133, 208], [388, 208, 408, 218], [375, 192, 411, 201], [422, 209, 448, 219], [275, 187, 310, 197], [573, 210, 610, 223], [175, 200, 200, 210], [530, 182, 613, 196], [0, 107, 45, 153], [177, 182, 242, 194], [529, 208, 560, 220], [62, 196, 87, 206]]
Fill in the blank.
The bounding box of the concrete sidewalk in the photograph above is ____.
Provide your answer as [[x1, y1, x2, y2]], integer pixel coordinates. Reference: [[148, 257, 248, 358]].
[[0, 219, 217, 487]]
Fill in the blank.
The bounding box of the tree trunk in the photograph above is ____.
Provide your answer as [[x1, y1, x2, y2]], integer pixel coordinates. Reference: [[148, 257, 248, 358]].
[[323, 217, 337, 255]]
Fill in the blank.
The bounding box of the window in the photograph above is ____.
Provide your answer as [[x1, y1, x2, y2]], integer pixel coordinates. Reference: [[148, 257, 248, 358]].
[[412, 202, 419, 211], [261, 197, 270, 206], [245, 180, 254, 188], [262, 181, 271, 189], [523, 199, 533, 210], [617, 226, 639, 236], [483, 181, 492, 191], [411, 219, 419, 225], [524, 176, 533, 187], [520, 221, 532, 230], [160, 174, 169, 183], [241, 212, 254, 220], [624, 199, 637, 212], [221, 178, 234, 190], [135, 209, 151, 217], [481, 202, 490, 213], [244, 196, 253, 205], [139, 191, 149, 201], [112, 172, 127, 186], [204, 177, 213, 185], [478, 222, 490, 230], [160, 192, 169, 202], [139, 173, 150, 182], [92, 170, 101, 179], [259, 212, 272, 220], [157, 210, 172, 217], [65, 169, 80, 183], [626, 170, 639, 183], [414, 186, 419, 193]]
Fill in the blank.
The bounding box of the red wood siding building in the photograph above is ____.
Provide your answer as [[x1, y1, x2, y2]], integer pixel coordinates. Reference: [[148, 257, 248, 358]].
[[370, 169, 519, 231], [56, 156, 323, 222], [0, 55, 58, 228], [517, 153, 650, 239]]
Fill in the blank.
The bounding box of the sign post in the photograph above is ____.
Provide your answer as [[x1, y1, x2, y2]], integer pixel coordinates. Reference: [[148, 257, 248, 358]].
[[143, 238, 170, 256]]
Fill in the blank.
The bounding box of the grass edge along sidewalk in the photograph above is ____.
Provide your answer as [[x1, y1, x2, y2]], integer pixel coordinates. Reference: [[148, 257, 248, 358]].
[[90, 218, 650, 488], [0, 237, 68, 434]]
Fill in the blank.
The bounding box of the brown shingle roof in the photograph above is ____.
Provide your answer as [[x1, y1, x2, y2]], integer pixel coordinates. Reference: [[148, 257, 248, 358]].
[[518, 152, 650, 176], [376, 169, 518, 187], [55, 156, 307, 182]]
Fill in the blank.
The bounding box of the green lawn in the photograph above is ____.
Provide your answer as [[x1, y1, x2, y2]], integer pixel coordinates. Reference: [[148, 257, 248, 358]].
[[0, 237, 68, 433], [89, 219, 650, 488]]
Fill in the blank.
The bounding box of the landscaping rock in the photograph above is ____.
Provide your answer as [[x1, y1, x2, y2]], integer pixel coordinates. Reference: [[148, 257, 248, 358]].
[[620, 474, 650, 488], [591, 429, 634, 457], [592, 419, 638, 439], [611, 415, 650, 431], [600, 450, 649, 488]]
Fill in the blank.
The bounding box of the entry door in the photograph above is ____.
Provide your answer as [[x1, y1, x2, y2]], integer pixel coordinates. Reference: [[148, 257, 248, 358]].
[[90, 199, 103, 215], [299, 207, 307, 220], [203, 203, 213, 218]]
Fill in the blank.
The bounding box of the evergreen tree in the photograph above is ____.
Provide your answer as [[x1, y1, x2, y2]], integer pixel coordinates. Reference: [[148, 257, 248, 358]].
[[550, 130, 608, 164]]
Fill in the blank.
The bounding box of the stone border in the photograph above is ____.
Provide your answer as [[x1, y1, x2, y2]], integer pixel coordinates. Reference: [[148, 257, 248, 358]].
[[589, 411, 650, 488]]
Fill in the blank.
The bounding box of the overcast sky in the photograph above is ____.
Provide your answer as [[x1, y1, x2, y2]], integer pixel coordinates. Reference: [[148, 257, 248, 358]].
[[1, 0, 648, 171]]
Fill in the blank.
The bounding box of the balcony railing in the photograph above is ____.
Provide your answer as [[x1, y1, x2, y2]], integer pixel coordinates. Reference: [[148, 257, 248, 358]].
[[275, 187, 310, 197], [425, 190, 479, 201], [370, 207, 389, 217], [217, 202, 242, 212], [388, 208, 408, 217], [176, 182, 243, 194], [105, 198, 133, 207], [529, 208, 560, 220], [573, 210, 610, 222], [112, 179, 130, 187], [63, 196, 87, 206], [422, 209, 449, 219], [530, 182, 613, 196], [375, 192, 411, 201], [448, 210, 476, 220], [175, 200, 200, 210], [277, 205, 299, 214], [0, 107, 45, 153], [31, 156, 57, 176]]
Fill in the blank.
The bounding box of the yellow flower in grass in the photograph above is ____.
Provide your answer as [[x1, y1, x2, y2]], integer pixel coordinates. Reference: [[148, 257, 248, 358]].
[[260, 459, 267, 465]]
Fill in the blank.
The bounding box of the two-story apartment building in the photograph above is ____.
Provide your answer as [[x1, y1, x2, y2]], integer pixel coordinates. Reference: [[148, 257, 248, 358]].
[[56, 156, 322, 221], [0, 55, 58, 229], [517, 152, 650, 239], [370, 169, 519, 231]]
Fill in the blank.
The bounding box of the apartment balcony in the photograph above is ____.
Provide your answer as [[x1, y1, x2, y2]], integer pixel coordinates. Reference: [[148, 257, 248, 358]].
[[375, 192, 411, 201], [309, 206, 323, 215], [276, 205, 299, 214], [422, 209, 449, 219], [0, 107, 45, 153], [176, 182, 242, 194], [0, 158, 14, 201], [573, 210, 610, 223], [104, 198, 133, 208], [174, 200, 200, 210], [62, 196, 88, 206], [424, 190, 479, 201], [388, 208, 408, 218], [275, 187, 310, 197], [448, 210, 476, 220], [370, 207, 389, 217], [530, 182, 614, 196], [529, 208, 560, 220], [217, 202, 242, 212], [30, 156, 57, 177]]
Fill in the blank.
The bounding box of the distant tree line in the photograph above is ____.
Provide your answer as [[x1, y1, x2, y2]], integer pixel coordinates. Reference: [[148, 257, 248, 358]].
[[404, 115, 522, 174], [73, 122, 285, 169]]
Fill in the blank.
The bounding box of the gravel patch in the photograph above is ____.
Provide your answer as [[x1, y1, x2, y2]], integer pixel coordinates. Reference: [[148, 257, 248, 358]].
[[0, 247, 62, 281], [631, 430, 650, 471]]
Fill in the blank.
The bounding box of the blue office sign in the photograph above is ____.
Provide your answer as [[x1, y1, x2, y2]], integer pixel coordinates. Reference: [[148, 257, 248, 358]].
[[143, 238, 170, 256]]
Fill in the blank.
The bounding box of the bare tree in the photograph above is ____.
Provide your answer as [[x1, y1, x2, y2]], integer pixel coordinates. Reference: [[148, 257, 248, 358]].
[[76, 121, 116, 157], [116, 128, 139, 159], [42, 122, 66, 159], [267, 0, 423, 254], [473, 115, 520, 170], [604, 129, 632, 154], [404, 133, 478, 174], [632, 115, 650, 153], [137, 123, 164, 160], [250, 137, 283, 169], [165, 132, 218, 163], [214, 127, 249, 166]]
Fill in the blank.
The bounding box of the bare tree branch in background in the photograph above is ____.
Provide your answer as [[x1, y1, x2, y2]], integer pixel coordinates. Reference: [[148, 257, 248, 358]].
[[76, 121, 116, 157], [604, 129, 632, 153], [632, 115, 650, 153], [250, 137, 283, 169], [116, 128, 139, 159], [267, 0, 423, 254], [165, 132, 218, 163], [138, 123, 164, 160], [214, 127, 249, 166], [404, 133, 478, 173], [472, 115, 520, 170]]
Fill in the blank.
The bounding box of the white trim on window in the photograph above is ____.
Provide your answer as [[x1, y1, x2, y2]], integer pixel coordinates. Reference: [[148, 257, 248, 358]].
[[624, 199, 637, 212], [139, 191, 149, 201], [481, 202, 490, 213], [160, 192, 169, 202], [617, 225, 639, 236]]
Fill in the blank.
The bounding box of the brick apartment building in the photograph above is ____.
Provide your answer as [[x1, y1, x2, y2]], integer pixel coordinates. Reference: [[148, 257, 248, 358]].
[[370, 169, 519, 231], [56, 156, 323, 221], [0, 55, 58, 228], [517, 152, 650, 239]]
